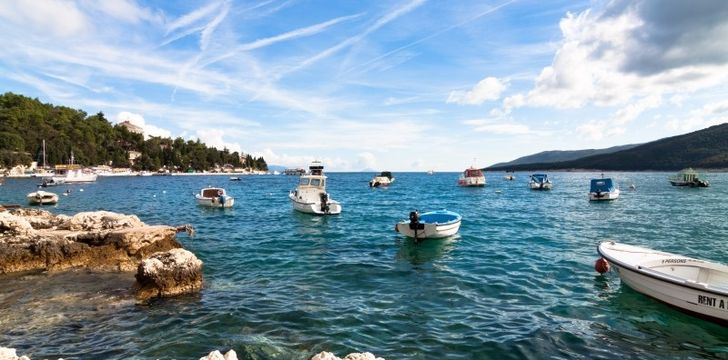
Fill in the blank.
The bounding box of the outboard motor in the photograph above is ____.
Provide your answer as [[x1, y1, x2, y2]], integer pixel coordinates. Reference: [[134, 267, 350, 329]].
[[320, 193, 330, 213], [408, 210, 425, 240]]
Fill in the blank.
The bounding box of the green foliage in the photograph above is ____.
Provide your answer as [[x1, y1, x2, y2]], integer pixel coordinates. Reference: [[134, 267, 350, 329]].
[[0, 92, 267, 171]]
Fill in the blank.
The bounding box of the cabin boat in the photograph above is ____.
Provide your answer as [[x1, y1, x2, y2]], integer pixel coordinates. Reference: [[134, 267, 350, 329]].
[[589, 177, 620, 201], [39, 178, 64, 187], [395, 210, 462, 240], [504, 172, 515, 181], [369, 171, 394, 187], [27, 190, 59, 205], [669, 168, 709, 187], [458, 167, 485, 187], [195, 187, 234, 208], [288, 161, 342, 215], [598, 241, 728, 324], [229, 177, 241, 181], [529, 173, 552, 190], [51, 152, 97, 183]]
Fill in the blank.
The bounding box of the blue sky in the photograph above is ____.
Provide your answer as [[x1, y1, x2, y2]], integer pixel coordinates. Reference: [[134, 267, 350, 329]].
[[1, 0, 727, 171]]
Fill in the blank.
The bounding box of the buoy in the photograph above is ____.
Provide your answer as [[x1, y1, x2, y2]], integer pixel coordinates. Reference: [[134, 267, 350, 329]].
[[595, 258, 610, 274], [79, 188, 84, 192], [162, 190, 166, 194]]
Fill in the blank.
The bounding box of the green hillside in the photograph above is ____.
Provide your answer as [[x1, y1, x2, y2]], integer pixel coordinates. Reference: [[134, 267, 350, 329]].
[[490, 144, 639, 168], [0, 92, 266, 171], [487, 123, 728, 171]]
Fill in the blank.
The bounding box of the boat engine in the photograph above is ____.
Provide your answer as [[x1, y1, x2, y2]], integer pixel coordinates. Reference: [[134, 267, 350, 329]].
[[320, 193, 330, 213], [408, 211, 424, 230]]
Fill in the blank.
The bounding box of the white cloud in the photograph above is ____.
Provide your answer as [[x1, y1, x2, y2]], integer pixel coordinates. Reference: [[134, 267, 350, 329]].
[[357, 152, 377, 170], [115, 111, 172, 139], [166, 1, 223, 34], [576, 121, 626, 141], [255, 148, 351, 170], [612, 94, 661, 125], [463, 119, 531, 135], [89, 0, 162, 24], [447, 77, 507, 105], [0, 0, 89, 37], [195, 128, 241, 153]]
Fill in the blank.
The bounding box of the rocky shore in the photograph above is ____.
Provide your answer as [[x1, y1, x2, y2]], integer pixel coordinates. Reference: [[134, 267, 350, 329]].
[[0, 208, 201, 300]]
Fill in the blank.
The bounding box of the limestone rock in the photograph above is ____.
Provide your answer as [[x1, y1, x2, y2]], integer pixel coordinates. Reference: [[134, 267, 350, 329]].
[[135, 248, 203, 300], [311, 352, 384, 360], [199, 350, 238, 360], [59, 211, 144, 231], [0, 347, 30, 360]]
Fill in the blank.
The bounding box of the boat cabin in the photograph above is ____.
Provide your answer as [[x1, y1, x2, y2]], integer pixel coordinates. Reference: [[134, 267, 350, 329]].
[[201, 188, 226, 198], [531, 174, 548, 182], [298, 176, 326, 189], [463, 168, 483, 178], [590, 178, 616, 193], [379, 171, 393, 179]]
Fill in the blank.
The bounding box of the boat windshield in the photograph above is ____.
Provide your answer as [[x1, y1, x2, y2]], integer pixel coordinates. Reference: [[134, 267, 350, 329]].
[[464, 169, 483, 177], [531, 174, 547, 182], [590, 178, 615, 192], [310, 178, 322, 187], [299, 178, 310, 186]]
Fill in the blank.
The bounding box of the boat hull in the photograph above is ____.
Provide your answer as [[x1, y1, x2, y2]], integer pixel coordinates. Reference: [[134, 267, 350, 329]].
[[27, 192, 59, 205], [598, 241, 728, 324], [195, 196, 234, 208], [369, 177, 393, 187], [395, 220, 461, 239], [458, 176, 485, 187], [529, 182, 552, 190], [289, 193, 341, 215], [589, 189, 620, 201]]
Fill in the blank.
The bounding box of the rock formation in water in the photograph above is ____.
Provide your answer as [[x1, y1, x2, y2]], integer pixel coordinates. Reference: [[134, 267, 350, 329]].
[[135, 248, 203, 300], [0, 347, 31, 360], [311, 352, 385, 360], [0, 209, 183, 274], [199, 349, 238, 360]]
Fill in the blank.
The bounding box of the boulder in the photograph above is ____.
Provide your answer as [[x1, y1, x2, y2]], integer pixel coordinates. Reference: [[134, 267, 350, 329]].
[[135, 248, 203, 300], [199, 350, 238, 360], [0, 347, 30, 360], [311, 352, 384, 360]]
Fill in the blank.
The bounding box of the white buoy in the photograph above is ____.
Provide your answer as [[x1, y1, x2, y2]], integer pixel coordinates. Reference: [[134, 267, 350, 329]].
[[162, 190, 166, 194], [79, 188, 84, 192]]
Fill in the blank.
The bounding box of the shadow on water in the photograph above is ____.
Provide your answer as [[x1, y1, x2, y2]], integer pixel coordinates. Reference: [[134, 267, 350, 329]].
[[394, 235, 458, 266]]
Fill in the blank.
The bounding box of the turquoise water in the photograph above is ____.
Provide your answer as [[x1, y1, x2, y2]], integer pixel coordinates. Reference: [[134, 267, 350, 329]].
[[1, 172, 728, 359]]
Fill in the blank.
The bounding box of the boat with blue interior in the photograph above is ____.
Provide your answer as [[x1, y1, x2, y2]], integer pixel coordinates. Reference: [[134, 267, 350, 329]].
[[589, 177, 620, 201], [289, 161, 342, 215], [395, 210, 462, 240], [528, 173, 552, 190]]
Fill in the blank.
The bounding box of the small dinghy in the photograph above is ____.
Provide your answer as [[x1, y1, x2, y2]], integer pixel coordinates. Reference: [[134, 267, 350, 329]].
[[395, 210, 461, 240], [597, 241, 728, 324], [195, 187, 234, 208], [27, 190, 59, 205]]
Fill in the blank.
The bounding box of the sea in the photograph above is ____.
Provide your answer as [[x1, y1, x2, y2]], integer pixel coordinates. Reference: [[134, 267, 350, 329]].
[[1, 172, 727, 359]]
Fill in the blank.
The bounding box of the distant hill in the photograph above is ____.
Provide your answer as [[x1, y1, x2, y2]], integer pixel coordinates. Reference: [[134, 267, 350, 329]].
[[487, 123, 728, 171], [490, 144, 639, 168]]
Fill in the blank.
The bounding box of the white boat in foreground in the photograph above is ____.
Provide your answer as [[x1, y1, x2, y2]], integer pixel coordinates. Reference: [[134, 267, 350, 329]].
[[598, 241, 728, 324], [289, 161, 341, 215], [195, 187, 234, 208], [589, 177, 620, 201], [528, 173, 552, 190], [27, 190, 59, 205], [395, 210, 461, 240]]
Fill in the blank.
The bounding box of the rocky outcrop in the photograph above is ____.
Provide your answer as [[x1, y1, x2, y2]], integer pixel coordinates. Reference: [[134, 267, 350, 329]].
[[0, 347, 31, 360], [135, 248, 203, 300], [0, 209, 183, 274], [311, 352, 385, 360], [199, 349, 238, 360]]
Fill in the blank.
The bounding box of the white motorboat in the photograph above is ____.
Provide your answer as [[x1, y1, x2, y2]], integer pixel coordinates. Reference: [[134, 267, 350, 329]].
[[528, 173, 552, 190], [52, 152, 97, 183], [589, 177, 620, 201], [504, 171, 515, 181], [195, 187, 234, 208], [598, 241, 728, 324], [395, 210, 461, 240], [369, 171, 394, 187], [427, 170, 434, 175], [229, 177, 241, 181], [27, 190, 59, 205], [458, 167, 485, 187], [288, 161, 341, 215]]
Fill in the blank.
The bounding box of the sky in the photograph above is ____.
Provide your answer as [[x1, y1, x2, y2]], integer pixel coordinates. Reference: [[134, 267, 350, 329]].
[[1, 0, 727, 171]]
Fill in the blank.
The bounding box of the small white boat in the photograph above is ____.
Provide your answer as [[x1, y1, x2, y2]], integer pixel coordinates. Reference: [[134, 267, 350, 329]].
[[598, 241, 728, 324], [528, 173, 552, 190], [427, 170, 434, 175], [195, 187, 234, 208], [137, 171, 153, 177], [27, 190, 59, 205], [503, 172, 515, 181], [395, 210, 462, 240], [229, 177, 241, 181], [289, 161, 341, 215], [589, 177, 620, 201], [458, 167, 485, 187], [369, 171, 394, 187], [39, 178, 65, 187], [52, 152, 97, 183], [669, 168, 709, 187]]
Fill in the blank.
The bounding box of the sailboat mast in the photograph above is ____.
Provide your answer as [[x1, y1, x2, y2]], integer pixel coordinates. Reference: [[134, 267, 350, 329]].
[[42, 140, 46, 168]]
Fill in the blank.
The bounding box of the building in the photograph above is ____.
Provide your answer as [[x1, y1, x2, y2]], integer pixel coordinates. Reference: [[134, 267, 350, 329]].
[[120, 121, 143, 135]]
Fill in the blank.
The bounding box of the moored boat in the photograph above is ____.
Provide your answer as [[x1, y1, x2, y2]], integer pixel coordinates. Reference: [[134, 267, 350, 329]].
[[195, 187, 234, 208], [589, 177, 620, 201], [288, 161, 341, 215], [229, 177, 241, 181], [458, 167, 485, 187], [528, 173, 552, 190], [669, 168, 709, 187], [369, 171, 394, 187], [51, 151, 97, 183], [504, 171, 515, 181], [27, 190, 59, 205], [39, 178, 64, 187], [597, 241, 728, 324], [395, 210, 462, 240]]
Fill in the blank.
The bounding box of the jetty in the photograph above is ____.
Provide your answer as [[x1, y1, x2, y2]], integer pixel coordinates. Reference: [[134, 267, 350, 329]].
[[0, 207, 201, 300]]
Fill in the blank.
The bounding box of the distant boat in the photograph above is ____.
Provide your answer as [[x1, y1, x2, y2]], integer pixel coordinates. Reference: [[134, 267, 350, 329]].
[[458, 167, 485, 187], [394, 210, 461, 240], [589, 177, 620, 201], [669, 168, 709, 187], [528, 173, 552, 190], [229, 177, 241, 181], [27, 190, 59, 205], [629, 183, 636, 190], [369, 171, 394, 187], [137, 171, 153, 177], [195, 187, 234, 208], [52, 151, 97, 183], [289, 161, 341, 215], [427, 170, 434, 175], [39, 178, 64, 187], [504, 171, 515, 181], [598, 241, 728, 325]]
